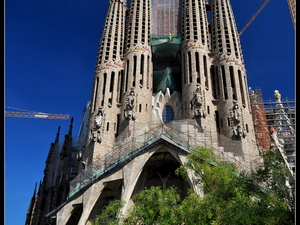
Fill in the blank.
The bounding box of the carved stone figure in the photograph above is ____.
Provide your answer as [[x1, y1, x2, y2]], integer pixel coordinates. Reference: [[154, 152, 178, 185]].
[[158, 172, 171, 190], [90, 108, 104, 143], [96, 130, 101, 143], [90, 129, 97, 142], [233, 125, 246, 138], [94, 109, 104, 129], [90, 129, 102, 143], [124, 88, 136, 120], [232, 101, 240, 123], [274, 90, 281, 101], [127, 89, 136, 108], [190, 85, 206, 118]]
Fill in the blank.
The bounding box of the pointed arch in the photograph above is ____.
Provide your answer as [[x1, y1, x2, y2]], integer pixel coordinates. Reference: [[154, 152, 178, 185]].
[[131, 148, 191, 200], [65, 204, 83, 225]]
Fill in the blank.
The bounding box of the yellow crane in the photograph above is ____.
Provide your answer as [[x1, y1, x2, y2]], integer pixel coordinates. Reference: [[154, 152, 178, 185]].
[[287, 0, 296, 29], [239, 0, 295, 36], [5, 106, 70, 120]]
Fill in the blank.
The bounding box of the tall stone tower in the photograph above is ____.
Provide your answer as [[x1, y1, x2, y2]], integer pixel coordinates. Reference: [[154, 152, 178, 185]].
[[32, 0, 260, 224], [82, 0, 257, 170]]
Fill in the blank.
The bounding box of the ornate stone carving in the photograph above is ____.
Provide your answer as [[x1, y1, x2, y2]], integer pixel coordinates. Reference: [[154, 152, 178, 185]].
[[232, 101, 241, 124], [90, 108, 104, 143], [233, 125, 246, 138], [124, 88, 136, 120], [94, 109, 104, 129], [190, 85, 206, 118]]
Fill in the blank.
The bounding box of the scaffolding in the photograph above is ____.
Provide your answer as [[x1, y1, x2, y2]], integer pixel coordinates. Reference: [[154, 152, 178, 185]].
[[151, 0, 182, 35], [263, 91, 295, 173], [249, 87, 271, 151], [68, 120, 261, 199], [249, 87, 295, 180], [151, 0, 183, 94]]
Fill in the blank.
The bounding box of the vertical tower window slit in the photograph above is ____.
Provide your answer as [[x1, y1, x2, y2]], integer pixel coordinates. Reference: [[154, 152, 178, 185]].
[[195, 52, 200, 83], [215, 110, 220, 133], [93, 77, 99, 112], [140, 54, 144, 86], [125, 60, 129, 92], [188, 51, 192, 83], [221, 66, 228, 99], [102, 73, 107, 95], [119, 70, 124, 103], [183, 54, 186, 84], [133, 56, 137, 87], [110, 72, 115, 92], [102, 73, 107, 106], [215, 66, 220, 97], [229, 66, 237, 100], [238, 70, 246, 105], [203, 55, 208, 89]]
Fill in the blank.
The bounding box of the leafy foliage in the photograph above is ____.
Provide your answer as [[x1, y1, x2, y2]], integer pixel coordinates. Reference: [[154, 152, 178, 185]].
[[91, 200, 124, 225], [92, 146, 295, 225], [123, 186, 180, 225]]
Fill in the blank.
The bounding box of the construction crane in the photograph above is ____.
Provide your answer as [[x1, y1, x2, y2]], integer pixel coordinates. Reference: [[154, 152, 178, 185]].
[[287, 0, 296, 29], [5, 106, 70, 120], [239, 0, 295, 36], [239, 0, 271, 36]]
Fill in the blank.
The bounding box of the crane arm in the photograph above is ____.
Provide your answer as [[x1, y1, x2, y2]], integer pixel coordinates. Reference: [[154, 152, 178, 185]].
[[239, 0, 271, 36], [5, 106, 70, 120], [5, 111, 70, 120]]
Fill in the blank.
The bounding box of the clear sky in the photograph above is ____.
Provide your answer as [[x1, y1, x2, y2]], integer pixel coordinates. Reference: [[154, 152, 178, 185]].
[[4, 0, 295, 224]]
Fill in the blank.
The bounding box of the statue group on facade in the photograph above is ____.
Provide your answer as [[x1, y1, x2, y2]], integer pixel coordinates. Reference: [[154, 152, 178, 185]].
[[231, 101, 246, 138], [90, 108, 104, 143], [124, 88, 137, 120], [190, 85, 206, 118]]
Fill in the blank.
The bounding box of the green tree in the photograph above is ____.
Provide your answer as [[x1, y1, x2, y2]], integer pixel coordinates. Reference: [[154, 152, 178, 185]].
[[92, 146, 294, 225], [177, 146, 294, 225], [123, 186, 180, 225], [91, 200, 124, 225]]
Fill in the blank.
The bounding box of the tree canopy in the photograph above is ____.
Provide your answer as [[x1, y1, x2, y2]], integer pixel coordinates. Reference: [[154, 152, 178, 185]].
[[92, 146, 295, 225]]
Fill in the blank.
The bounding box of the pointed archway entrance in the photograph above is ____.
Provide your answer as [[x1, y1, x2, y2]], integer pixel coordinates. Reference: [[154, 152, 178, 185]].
[[131, 148, 190, 199]]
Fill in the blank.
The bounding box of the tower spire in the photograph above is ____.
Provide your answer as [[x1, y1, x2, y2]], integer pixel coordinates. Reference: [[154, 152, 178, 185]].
[[25, 182, 38, 225], [67, 117, 74, 137], [30, 1, 263, 223], [85, 0, 127, 163], [32, 182, 37, 198], [54, 126, 60, 143]]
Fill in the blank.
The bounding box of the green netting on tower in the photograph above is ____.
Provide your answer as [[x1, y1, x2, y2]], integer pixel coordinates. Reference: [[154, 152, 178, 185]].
[[150, 34, 182, 93], [150, 34, 182, 56], [153, 67, 181, 93], [150, 0, 183, 94]]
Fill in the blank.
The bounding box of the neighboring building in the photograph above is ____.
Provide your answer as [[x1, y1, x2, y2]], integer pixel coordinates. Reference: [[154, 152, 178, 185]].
[[249, 87, 295, 184], [26, 0, 268, 224], [25, 119, 80, 225], [264, 90, 295, 173]]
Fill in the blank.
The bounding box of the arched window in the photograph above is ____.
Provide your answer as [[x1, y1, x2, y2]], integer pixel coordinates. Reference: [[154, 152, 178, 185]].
[[162, 105, 174, 124]]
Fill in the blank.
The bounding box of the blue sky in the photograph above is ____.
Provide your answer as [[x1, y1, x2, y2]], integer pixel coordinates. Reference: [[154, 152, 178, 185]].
[[4, 0, 295, 224]]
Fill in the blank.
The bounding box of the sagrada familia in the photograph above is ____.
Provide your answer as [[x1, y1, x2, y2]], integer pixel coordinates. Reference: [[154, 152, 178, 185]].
[[25, 0, 274, 224]]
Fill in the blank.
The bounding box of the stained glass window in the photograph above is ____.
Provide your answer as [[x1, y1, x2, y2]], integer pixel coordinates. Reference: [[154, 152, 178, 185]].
[[162, 105, 174, 124]]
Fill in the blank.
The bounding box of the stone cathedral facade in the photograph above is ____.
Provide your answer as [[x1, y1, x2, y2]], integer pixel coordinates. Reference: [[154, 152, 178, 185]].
[[26, 0, 261, 224]]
